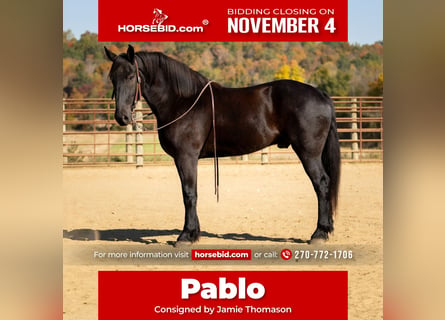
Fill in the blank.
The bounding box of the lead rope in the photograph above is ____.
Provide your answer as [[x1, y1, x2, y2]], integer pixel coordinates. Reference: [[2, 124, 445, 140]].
[[157, 80, 219, 201], [130, 61, 218, 199], [208, 83, 219, 201], [156, 81, 214, 130]]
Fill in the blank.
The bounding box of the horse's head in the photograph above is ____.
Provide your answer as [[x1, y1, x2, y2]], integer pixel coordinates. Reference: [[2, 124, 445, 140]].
[[104, 45, 140, 126]]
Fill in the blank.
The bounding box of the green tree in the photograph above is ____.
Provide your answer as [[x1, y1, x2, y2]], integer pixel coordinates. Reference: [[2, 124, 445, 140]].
[[310, 66, 351, 96], [71, 63, 91, 89], [75, 32, 102, 60]]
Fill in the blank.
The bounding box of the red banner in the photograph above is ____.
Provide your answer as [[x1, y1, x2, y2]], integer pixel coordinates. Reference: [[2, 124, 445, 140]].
[[98, 0, 347, 42], [99, 271, 348, 319]]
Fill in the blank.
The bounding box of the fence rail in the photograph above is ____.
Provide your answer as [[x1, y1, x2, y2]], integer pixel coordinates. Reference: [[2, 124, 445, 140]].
[[63, 97, 383, 167]]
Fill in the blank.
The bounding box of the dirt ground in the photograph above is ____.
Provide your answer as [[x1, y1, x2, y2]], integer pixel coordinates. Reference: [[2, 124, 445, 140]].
[[63, 162, 383, 319]]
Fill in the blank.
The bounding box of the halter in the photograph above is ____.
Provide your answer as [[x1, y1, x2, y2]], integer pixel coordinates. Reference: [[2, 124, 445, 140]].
[[131, 58, 147, 124], [134, 58, 142, 104]]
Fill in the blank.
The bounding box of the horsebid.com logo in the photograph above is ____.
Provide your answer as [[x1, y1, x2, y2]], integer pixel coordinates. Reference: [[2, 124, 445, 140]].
[[117, 8, 206, 33], [152, 8, 168, 25]]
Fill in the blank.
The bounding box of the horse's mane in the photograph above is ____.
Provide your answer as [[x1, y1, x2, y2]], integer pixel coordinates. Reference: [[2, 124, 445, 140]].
[[137, 52, 209, 98]]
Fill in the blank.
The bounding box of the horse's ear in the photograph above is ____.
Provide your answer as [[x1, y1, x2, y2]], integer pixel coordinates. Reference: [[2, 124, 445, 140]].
[[127, 44, 135, 63], [104, 47, 117, 61]]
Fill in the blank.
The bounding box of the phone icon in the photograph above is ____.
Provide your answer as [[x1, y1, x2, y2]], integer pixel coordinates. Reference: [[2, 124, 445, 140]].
[[280, 249, 292, 260]]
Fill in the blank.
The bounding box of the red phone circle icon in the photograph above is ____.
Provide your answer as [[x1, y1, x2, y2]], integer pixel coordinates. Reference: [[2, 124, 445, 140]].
[[281, 249, 292, 260]]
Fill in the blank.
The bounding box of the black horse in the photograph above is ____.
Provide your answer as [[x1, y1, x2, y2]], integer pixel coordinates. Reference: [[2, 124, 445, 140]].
[[105, 45, 340, 244]]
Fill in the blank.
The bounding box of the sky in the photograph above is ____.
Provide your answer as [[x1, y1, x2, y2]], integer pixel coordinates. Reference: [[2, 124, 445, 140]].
[[63, 0, 383, 45]]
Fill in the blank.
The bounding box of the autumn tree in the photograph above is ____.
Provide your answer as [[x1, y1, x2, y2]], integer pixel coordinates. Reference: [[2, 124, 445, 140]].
[[275, 61, 305, 82], [63, 32, 383, 98], [367, 73, 384, 96]]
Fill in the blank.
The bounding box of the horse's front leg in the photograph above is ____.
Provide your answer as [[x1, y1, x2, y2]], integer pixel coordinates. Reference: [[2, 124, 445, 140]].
[[174, 155, 200, 244]]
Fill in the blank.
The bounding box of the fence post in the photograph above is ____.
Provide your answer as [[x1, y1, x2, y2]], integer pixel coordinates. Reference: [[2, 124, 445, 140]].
[[126, 124, 134, 163], [63, 102, 67, 164], [135, 101, 144, 167], [351, 98, 359, 160], [261, 148, 269, 164]]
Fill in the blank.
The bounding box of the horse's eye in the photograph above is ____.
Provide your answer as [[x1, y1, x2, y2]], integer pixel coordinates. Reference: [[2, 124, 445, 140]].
[[128, 74, 135, 81]]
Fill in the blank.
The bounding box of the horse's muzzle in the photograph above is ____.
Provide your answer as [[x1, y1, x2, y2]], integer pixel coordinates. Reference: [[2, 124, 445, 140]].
[[115, 110, 132, 126]]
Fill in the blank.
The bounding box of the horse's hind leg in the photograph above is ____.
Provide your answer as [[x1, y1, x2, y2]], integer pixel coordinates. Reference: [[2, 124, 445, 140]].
[[288, 100, 334, 242], [174, 155, 200, 244], [296, 153, 333, 242], [291, 137, 333, 241]]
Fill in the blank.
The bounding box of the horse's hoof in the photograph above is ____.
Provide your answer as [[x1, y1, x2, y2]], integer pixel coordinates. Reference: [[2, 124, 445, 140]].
[[309, 237, 326, 245], [177, 230, 200, 243], [310, 228, 330, 244], [174, 240, 193, 248]]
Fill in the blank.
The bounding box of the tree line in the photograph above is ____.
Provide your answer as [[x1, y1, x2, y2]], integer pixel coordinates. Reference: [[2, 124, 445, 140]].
[[63, 31, 383, 99]]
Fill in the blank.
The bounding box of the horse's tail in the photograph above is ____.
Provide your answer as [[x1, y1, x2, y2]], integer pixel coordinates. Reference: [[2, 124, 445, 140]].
[[322, 98, 341, 218]]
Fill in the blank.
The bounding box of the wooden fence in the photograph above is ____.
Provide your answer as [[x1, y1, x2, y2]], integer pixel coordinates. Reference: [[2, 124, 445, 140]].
[[63, 97, 383, 167]]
